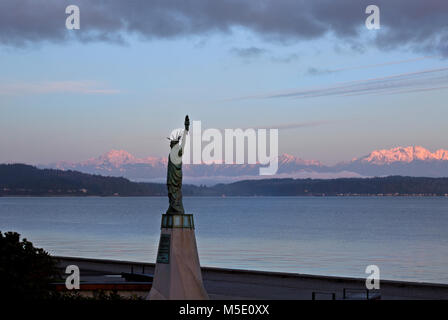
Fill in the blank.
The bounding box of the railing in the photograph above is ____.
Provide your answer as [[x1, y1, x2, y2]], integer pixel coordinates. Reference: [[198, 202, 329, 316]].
[[311, 291, 336, 300]]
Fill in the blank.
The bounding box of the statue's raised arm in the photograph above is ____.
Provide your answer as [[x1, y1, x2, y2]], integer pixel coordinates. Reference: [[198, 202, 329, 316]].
[[180, 115, 189, 153]]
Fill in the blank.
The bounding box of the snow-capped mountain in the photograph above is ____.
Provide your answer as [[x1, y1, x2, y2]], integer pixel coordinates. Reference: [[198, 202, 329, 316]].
[[53, 150, 167, 169], [333, 146, 448, 178], [47, 149, 167, 179], [355, 146, 448, 164], [41, 146, 448, 185], [43, 150, 327, 184]]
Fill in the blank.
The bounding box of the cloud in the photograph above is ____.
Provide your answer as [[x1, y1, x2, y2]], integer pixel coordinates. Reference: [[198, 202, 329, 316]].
[[307, 67, 335, 76], [1, 0, 448, 56], [230, 47, 267, 58], [0, 81, 120, 95], [255, 120, 338, 130], [237, 67, 448, 100], [307, 56, 434, 76], [271, 53, 299, 63], [215, 120, 337, 132]]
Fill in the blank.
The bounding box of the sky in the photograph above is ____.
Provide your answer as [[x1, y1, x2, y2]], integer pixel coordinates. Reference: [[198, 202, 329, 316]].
[[1, 0, 448, 165]]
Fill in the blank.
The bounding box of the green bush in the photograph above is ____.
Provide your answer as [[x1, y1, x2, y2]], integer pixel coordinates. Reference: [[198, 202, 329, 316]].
[[0, 231, 60, 300]]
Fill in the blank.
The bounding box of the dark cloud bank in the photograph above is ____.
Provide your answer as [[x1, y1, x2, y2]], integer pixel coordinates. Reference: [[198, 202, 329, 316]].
[[1, 0, 447, 56]]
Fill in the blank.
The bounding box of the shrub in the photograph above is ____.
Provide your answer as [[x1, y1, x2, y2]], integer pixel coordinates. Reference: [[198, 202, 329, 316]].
[[0, 231, 60, 300]]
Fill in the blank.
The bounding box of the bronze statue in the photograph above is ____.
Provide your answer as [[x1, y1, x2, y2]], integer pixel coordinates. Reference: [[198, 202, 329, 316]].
[[166, 115, 189, 214]]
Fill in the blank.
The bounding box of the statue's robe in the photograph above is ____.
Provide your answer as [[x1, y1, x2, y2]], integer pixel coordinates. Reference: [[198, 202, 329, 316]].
[[166, 130, 187, 214], [166, 154, 184, 214]]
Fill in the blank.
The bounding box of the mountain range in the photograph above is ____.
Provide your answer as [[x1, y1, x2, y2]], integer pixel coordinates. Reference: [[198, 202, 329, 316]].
[[41, 146, 448, 185]]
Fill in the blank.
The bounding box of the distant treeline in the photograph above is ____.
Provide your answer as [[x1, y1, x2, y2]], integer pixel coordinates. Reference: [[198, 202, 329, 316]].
[[204, 177, 448, 196], [0, 164, 171, 196], [1, 164, 448, 196]]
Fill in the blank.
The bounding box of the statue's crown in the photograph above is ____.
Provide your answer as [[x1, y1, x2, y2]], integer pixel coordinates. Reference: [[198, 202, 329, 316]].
[[168, 128, 184, 141]]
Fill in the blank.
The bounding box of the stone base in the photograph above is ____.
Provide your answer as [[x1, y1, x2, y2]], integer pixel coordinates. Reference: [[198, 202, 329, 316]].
[[148, 214, 209, 300]]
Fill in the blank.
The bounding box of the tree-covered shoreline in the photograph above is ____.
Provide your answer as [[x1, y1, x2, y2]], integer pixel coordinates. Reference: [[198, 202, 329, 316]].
[[2, 164, 448, 197]]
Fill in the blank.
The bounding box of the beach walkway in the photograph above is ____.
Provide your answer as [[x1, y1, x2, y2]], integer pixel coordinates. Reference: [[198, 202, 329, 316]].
[[54, 256, 448, 300]]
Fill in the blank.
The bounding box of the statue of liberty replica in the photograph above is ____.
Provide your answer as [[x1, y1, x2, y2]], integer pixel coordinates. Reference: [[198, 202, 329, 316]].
[[148, 115, 209, 300], [166, 115, 189, 214]]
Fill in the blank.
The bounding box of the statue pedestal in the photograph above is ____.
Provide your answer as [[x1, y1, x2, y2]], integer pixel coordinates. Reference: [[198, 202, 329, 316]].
[[148, 214, 209, 300]]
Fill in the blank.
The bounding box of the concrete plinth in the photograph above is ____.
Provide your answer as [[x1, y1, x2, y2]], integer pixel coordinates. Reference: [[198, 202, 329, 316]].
[[148, 214, 209, 300]]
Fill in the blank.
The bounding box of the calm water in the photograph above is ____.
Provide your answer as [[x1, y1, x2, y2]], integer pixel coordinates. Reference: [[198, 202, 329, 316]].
[[0, 197, 447, 284]]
